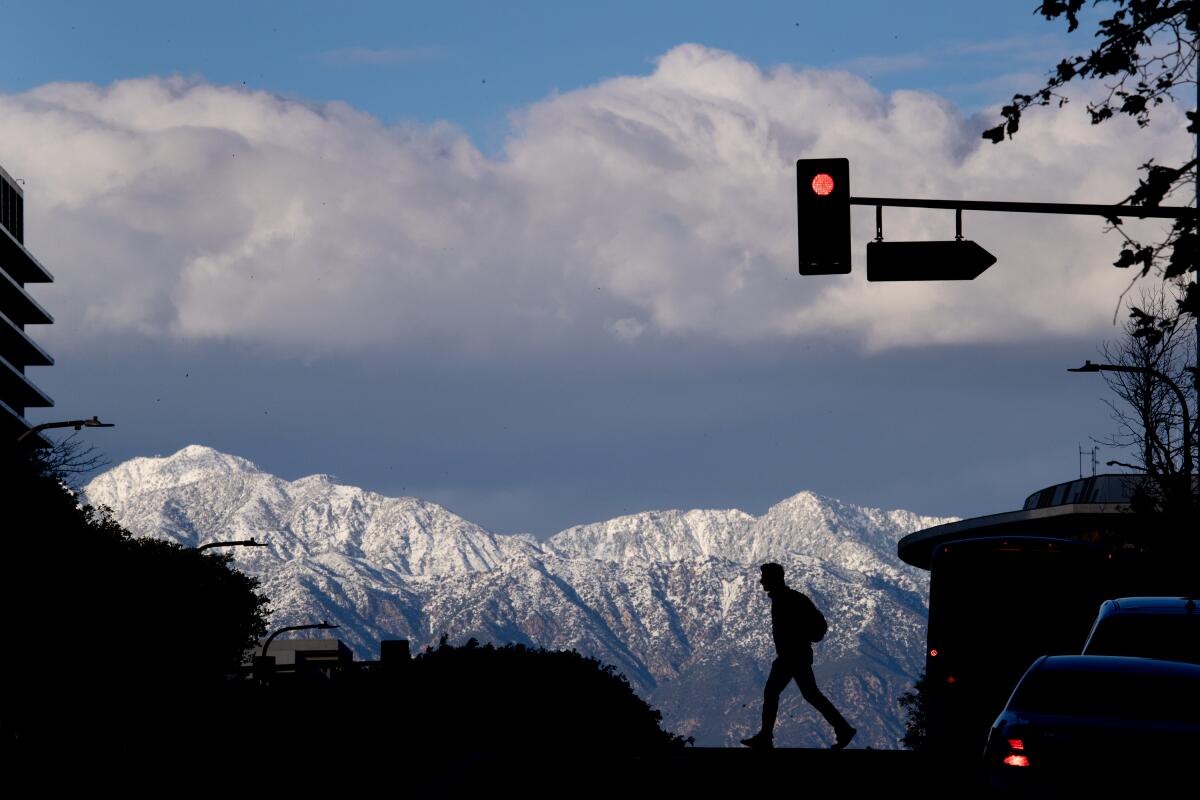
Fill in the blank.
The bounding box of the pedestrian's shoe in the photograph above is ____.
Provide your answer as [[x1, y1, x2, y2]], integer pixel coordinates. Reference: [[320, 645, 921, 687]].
[[740, 731, 774, 749], [831, 726, 856, 750]]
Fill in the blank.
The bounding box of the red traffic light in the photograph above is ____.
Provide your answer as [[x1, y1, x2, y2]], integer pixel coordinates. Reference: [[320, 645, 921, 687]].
[[796, 158, 850, 275]]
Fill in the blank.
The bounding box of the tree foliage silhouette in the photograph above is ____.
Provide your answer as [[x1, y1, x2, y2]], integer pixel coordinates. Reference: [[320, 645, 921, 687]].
[[897, 670, 930, 751], [0, 443, 270, 749], [403, 637, 687, 752], [229, 635, 688, 787], [32, 432, 109, 483], [985, 1, 1199, 329]]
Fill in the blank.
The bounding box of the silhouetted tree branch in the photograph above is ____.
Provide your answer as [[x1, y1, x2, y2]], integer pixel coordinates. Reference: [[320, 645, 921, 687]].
[[1090, 284, 1199, 536], [985, 1, 1199, 322], [33, 432, 109, 486], [1096, 285, 1195, 475]]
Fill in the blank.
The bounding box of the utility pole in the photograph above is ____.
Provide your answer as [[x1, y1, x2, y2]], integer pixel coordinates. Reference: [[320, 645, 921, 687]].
[[1078, 444, 1099, 479]]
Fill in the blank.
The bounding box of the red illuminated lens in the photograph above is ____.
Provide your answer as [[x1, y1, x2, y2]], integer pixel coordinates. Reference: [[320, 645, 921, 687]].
[[1007, 739, 1025, 751], [929, 649, 938, 657], [811, 173, 835, 196], [1003, 754, 1030, 768]]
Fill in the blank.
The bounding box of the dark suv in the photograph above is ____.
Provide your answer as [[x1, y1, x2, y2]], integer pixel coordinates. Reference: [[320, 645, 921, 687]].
[[1081, 596, 1200, 665]]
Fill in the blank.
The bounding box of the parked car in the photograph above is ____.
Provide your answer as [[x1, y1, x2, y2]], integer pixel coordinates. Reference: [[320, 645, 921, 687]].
[[1081, 596, 1200, 665], [984, 655, 1200, 796]]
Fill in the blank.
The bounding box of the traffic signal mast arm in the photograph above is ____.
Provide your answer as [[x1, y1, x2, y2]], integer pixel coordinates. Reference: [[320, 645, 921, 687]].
[[850, 196, 1197, 220], [794, 158, 1197, 281], [850, 195, 1194, 280]]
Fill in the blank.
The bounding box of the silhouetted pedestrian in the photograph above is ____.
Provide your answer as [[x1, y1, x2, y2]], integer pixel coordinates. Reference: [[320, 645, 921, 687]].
[[741, 562, 855, 750]]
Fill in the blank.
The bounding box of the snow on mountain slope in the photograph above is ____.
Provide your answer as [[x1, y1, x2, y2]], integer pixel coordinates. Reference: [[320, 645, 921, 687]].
[[87, 445, 516, 576], [546, 508, 756, 564], [83, 445, 957, 748]]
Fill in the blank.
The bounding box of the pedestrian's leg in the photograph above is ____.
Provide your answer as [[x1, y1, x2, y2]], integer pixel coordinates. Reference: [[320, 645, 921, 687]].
[[760, 657, 791, 735], [794, 665, 853, 737]]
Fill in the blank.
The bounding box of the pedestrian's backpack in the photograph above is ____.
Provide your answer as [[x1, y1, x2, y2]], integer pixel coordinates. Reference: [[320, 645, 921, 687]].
[[798, 591, 828, 642]]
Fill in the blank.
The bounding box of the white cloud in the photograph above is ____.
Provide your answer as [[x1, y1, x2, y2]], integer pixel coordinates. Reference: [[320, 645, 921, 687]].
[[0, 45, 1189, 356]]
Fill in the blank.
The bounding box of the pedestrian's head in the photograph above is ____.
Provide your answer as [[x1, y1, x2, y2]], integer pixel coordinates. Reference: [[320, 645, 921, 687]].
[[760, 562, 785, 592]]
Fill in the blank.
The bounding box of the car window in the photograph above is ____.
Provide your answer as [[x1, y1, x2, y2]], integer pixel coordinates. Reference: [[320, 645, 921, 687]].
[[1009, 669, 1200, 722], [1084, 616, 1200, 665]]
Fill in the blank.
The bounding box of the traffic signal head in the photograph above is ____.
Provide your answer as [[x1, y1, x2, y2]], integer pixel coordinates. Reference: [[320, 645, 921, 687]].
[[796, 158, 850, 275]]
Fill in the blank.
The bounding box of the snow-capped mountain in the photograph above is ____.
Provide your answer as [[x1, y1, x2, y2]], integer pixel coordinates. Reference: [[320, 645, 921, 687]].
[[84, 445, 956, 748]]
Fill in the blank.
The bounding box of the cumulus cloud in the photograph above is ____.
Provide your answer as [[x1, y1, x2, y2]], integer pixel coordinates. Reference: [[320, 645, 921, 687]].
[[0, 44, 1189, 356]]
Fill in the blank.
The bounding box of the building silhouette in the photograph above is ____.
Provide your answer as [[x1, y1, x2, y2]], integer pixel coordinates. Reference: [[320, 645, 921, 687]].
[[0, 163, 54, 444]]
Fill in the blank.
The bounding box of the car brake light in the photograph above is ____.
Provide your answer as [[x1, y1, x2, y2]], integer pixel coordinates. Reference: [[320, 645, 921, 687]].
[[1003, 754, 1030, 768], [1007, 739, 1024, 751]]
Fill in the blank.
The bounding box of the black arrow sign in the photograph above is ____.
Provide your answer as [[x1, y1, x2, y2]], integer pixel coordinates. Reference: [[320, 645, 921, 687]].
[[866, 240, 997, 281]]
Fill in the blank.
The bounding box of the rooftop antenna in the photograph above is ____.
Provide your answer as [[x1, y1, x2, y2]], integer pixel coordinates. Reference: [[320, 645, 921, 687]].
[[1091, 446, 1099, 477]]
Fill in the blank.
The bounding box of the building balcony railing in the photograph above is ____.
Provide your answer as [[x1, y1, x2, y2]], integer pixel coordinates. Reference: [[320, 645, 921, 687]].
[[0, 224, 53, 284]]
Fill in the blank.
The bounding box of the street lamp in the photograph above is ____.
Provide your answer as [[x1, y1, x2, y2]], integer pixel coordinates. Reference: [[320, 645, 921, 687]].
[[1068, 360, 1193, 478], [194, 537, 268, 553], [15, 415, 114, 444], [261, 620, 340, 659]]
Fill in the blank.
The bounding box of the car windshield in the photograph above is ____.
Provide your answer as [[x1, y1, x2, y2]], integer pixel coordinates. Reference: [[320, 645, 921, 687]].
[[1010, 668, 1200, 722], [1085, 615, 1200, 665]]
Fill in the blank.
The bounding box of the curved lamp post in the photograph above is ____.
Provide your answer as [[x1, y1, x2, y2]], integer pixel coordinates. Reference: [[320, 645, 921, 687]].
[[1068, 360, 1192, 479], [195, 537, 268, 553], [16, 415, 114, 444], [261, 621, 340, 659]]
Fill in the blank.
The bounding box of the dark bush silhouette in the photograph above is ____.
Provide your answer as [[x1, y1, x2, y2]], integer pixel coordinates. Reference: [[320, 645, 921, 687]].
[[226, 635, 688, 771], [408, 636, 686, 752], [0, 445, 270, 751], [897, 670, 930, 751]]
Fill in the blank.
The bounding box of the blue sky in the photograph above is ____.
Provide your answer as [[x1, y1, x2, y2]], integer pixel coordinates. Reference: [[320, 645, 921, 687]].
[[3, 2, 1189, 536], [4, 1, 1084, 146]]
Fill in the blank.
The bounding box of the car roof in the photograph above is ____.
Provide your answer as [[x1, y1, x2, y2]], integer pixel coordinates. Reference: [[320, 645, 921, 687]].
[[1099, 596, 1200, 615], [1037, 655, 1200, 678]]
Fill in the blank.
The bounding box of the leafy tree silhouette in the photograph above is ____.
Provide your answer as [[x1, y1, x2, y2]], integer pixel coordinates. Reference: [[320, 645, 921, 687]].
[[218, 634, 688, 789], [406, 636, 688, 753], [0, 444, 269, 755], [985, 2, 1199, 328], [897, 670, 930, 751]]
